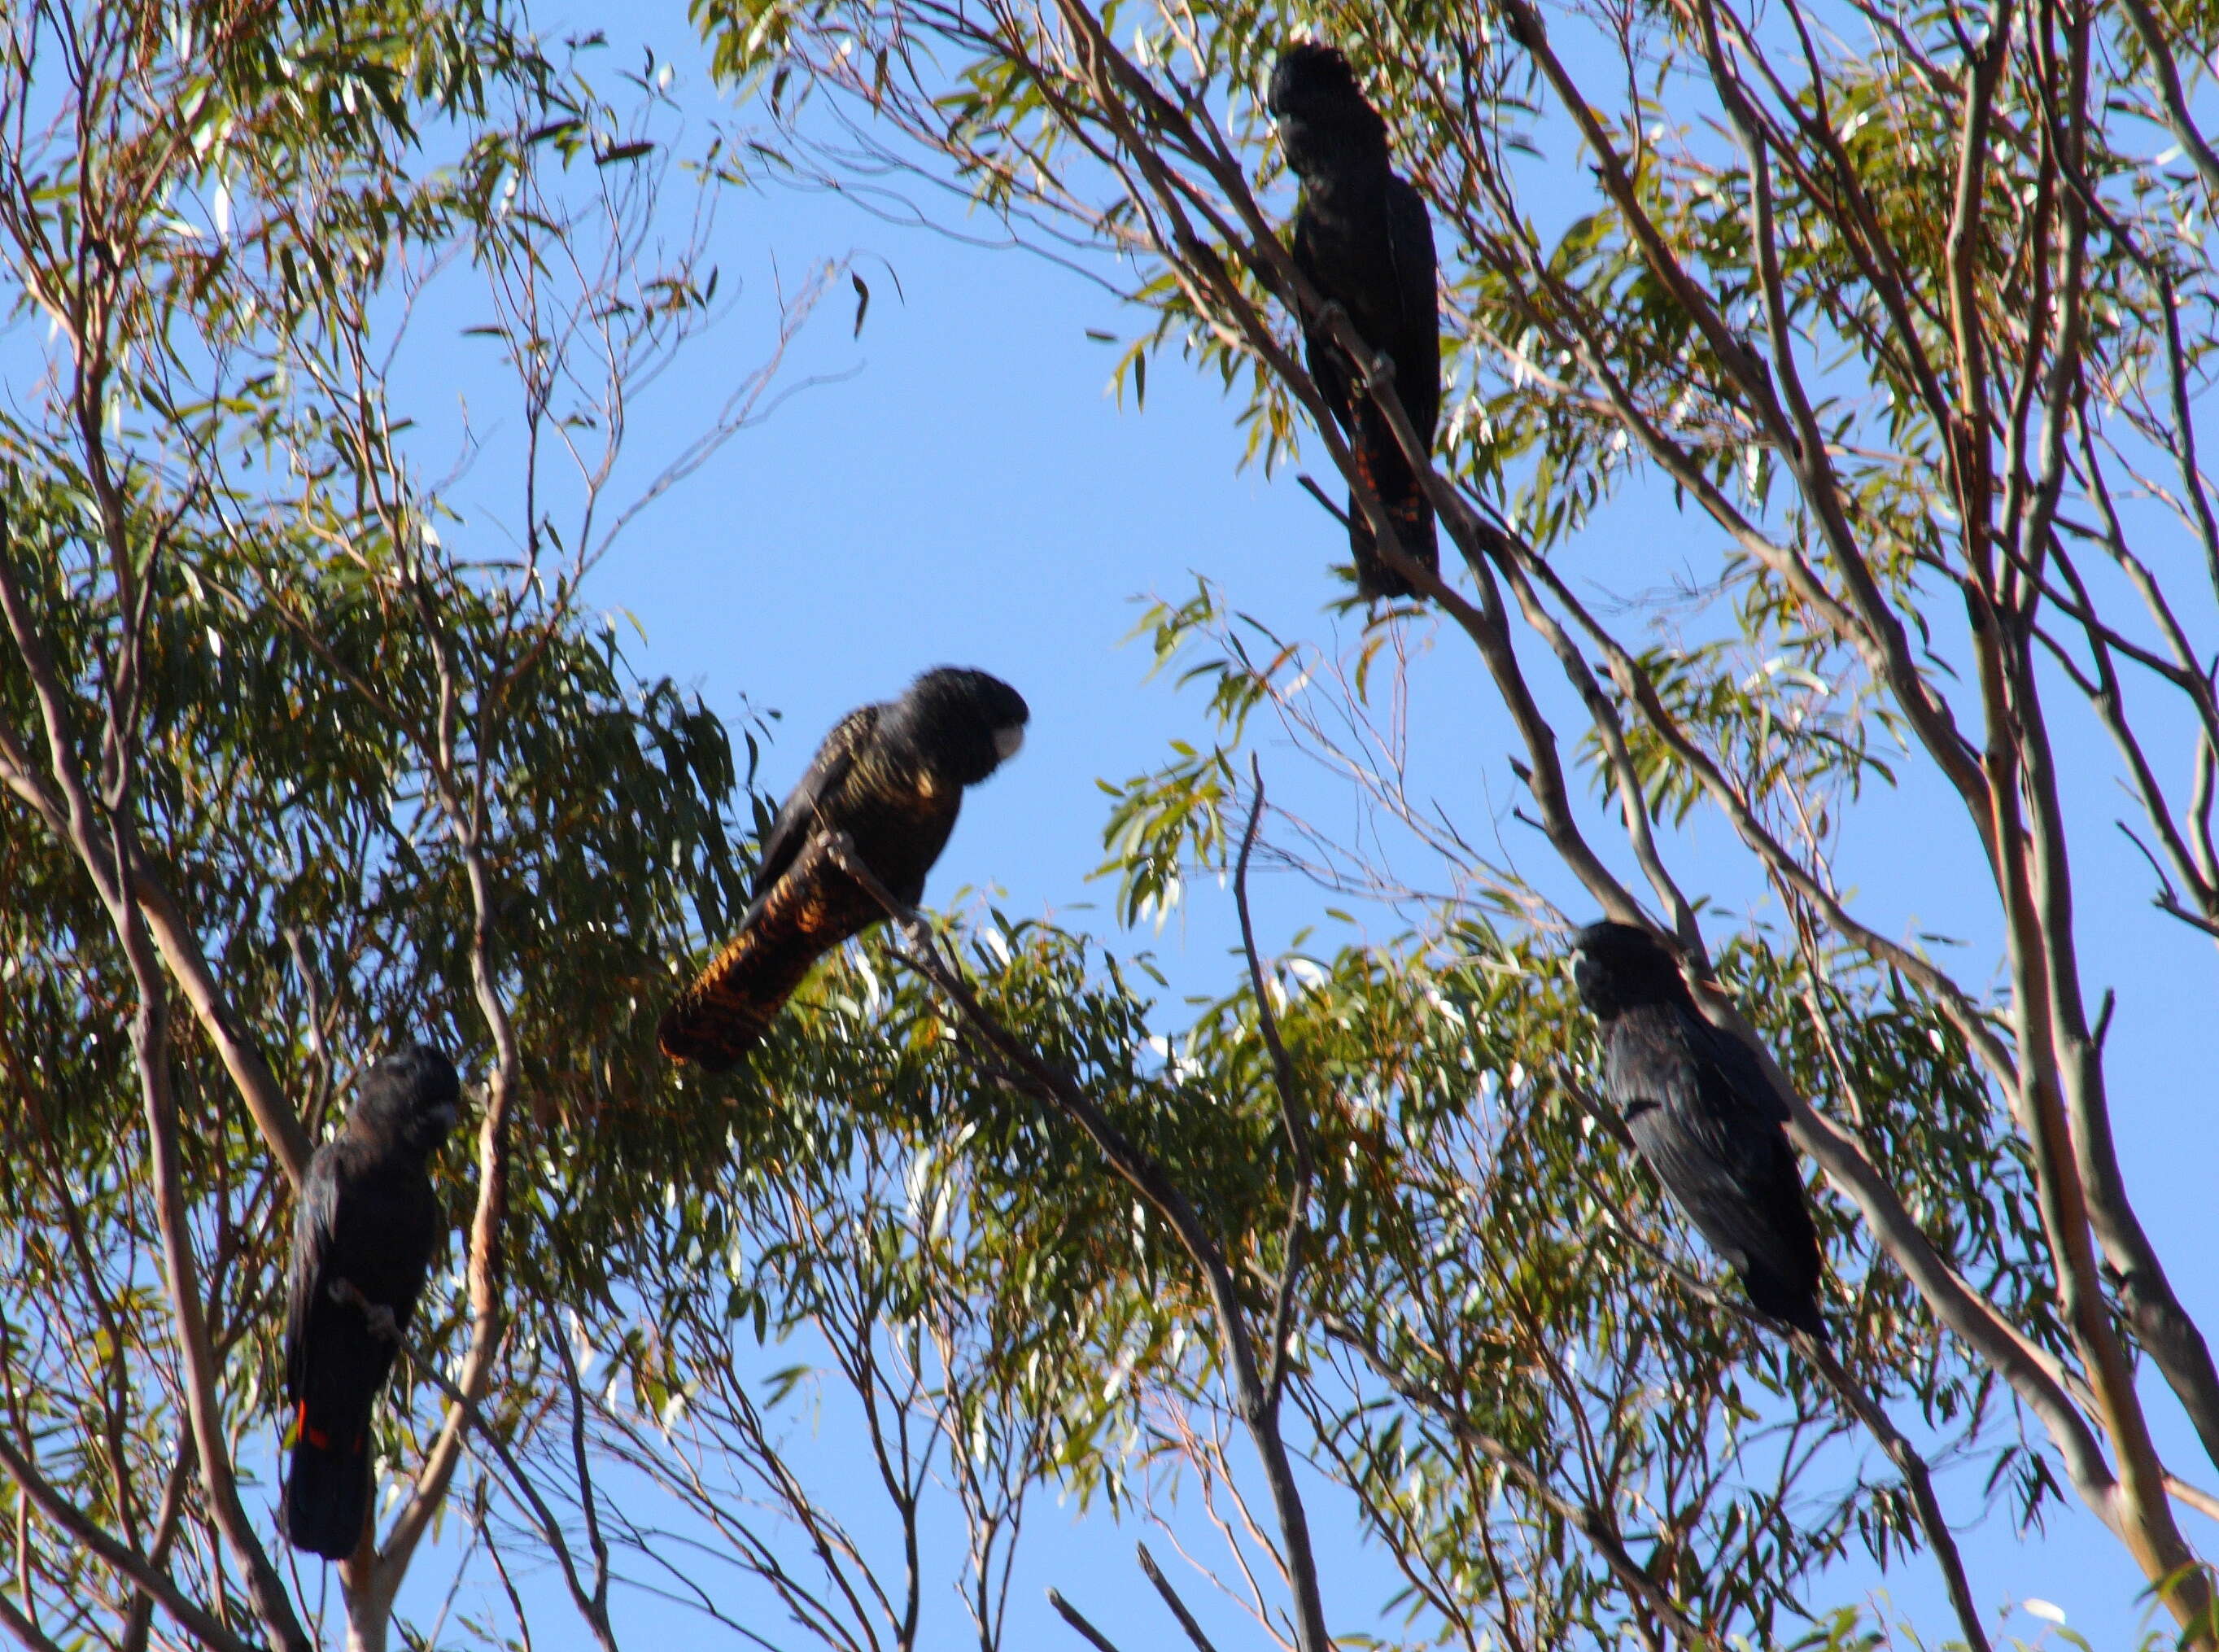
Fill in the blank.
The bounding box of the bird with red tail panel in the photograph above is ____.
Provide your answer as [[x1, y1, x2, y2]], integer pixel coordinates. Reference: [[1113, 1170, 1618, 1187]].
[[1269, 42, 1442, 600], [658, 666, 1029, 1072], [1571, 922, 1829, 1340], [282, 1045, 460, 1559]]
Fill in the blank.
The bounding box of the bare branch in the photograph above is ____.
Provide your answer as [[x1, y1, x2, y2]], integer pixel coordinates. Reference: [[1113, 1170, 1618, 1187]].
[[1137, 1543, 1222, 1652], [1047, 1588, 1127, 1652], [827, 833, 1334, 1652]]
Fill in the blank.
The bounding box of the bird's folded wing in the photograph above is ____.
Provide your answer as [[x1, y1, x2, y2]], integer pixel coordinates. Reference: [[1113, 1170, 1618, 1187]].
[[1385, 176, 1438, 342], [1613, 1007, 1811, 1282], [1624, 1096, 1810, 1284], [284, 1156, 340, 1399], [743, 706, 876, 930]]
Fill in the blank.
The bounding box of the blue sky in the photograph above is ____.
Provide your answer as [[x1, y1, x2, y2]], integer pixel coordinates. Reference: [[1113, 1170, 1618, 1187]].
[[371, 5, 2219, 1646]]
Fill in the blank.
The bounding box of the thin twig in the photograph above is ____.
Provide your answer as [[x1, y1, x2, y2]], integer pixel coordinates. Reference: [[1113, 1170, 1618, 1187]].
[[1313, 1312, 1725, 1652], [328, 1281, 619, 1652], [1556, 1065, 1993, 1651], [1234, 760, 1313, 1409], [0, 1433, 256, 1652], [1138, 1542, 1221, 1652], [1047, 1588, 1125, 1652], [1803, 1335, 1992, 1652], [825, 833, 1334, 1652]]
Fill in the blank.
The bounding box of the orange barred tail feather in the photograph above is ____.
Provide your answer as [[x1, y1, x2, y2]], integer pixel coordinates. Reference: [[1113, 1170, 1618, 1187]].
[[658, 839, 886, 1072], [283, 1404, 372, 1560], [656, 923, 794, 1072]]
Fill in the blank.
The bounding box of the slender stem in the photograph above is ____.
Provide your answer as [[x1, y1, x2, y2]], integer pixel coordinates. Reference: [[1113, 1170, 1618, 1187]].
[[1137, 1543, 1222, 1652], [828, 837, 1334, 1652], [1047, 1589, 1126, 1652], [327, 1281, 619, 1652]]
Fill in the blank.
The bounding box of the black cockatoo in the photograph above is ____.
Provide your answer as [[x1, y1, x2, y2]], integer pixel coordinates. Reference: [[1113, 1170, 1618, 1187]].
[[1570, 921, 1828, 1340], [1269, 42, 1441, 601], [658, 666, 1030, 1072], [282, 1045, 461, 1559]]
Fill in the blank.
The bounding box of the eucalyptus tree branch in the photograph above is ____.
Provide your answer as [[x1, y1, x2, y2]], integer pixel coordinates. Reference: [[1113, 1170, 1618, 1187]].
[[0, 494, 123, 914], [1505, 0, 1995, 837], [1804, 1335, 1993, 1652], [2038, 505, 2219, 1485], [1982, 523, 2212, 1628], [1234, 761, 1313, 1409], [1921, 533, 2218, 1555], [0, 1418, 259, 1652], [2019, 645, 2219, 1492], [0, 494, 310, 1185], [2149, 264, 2219, 609], [353, 576, 520, 1647], [2076, 435, 2219, 728], [1448, 504, 1699, 946], [327, 1280, 620, 1652], [1047, 1588, 1126, 1652], [826, 835, 1334, 1652], [1137, 1542, 1221, 1652], [2172, 1475, 2219, 1525], [129, 868, 312, 1187], [2113, 0, 2219, 203], [1939, 0, 2016, 540], [0, 1583, 63, 1652], [1527, 296, 1863, 645], [1557, 1071, 1993, 1652], [1661, 944, 2125, 1519], [2022, 639, 2219, 1456], [550, 1313, 616, 1635], [1497, 535, 2022, 1088], [0, 717, 65, 841], [1494, 0, 1795, 446], [1313, 1312, 1725, 1652], [0, 498, 312, 1652], [107, 780, 312, 1652], [115, 1425, 194, 1652], [1693, 0, 1955, 428]]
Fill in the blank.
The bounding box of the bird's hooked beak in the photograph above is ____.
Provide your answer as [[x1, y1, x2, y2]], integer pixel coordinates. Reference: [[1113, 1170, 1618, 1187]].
[[433, 1079, 486, 1134], [994, 723, 1026, 762], [1567, 939, 1601, 1006]]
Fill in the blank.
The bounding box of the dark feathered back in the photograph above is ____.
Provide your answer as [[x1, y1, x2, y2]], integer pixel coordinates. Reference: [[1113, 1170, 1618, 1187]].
[[1571, 921, 1691, 1020], [885, 666, 1030, 785], [1269, 42, 1390, 177]]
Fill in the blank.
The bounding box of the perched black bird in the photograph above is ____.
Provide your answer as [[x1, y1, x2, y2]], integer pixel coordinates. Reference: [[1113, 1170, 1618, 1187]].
[[1269, 42, 1441, 601], [658, 666, 1030, 1072], [282, 1045, 460, 1559], [1570, 922, 1828, 1340]]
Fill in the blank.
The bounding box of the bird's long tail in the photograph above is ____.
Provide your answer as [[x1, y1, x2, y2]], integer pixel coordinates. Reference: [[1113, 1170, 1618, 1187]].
[[283, 1405, 372, 1560], [659, 842, 885, 1073], [657, 923, 799, 1073], [1745, 1265, 1829, 1342], [1347, 403, 1438, 600]]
